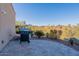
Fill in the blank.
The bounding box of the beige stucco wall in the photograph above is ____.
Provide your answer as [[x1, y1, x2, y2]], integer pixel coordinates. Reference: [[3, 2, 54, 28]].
[[0, 3, 15, 51]]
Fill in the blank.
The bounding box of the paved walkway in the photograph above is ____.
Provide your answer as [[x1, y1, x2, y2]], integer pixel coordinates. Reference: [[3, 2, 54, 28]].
[[0, 39, 79, 56]]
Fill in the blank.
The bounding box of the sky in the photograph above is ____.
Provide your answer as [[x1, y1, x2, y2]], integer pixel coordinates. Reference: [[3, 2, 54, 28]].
[[13, 3, 79, 26]]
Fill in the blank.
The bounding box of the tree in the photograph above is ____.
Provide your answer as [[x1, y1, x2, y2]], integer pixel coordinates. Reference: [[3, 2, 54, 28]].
[[34, 30, 44, 38]]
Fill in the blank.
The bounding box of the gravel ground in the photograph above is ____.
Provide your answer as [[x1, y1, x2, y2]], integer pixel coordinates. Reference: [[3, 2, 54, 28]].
[[0, 39, 79, 56]]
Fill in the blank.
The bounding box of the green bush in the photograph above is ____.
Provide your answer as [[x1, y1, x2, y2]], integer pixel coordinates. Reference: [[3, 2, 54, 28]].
[[16, 26, 20, 34], [16, 29, 20, 34], [34, 30, 44, 38]]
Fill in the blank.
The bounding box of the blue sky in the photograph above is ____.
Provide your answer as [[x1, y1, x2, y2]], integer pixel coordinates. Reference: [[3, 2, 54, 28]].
[[13, 3, 79, 26]]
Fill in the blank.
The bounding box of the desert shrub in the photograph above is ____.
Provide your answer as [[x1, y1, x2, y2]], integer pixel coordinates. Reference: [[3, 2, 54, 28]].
[[46, 33, 49, 38], [49, 30, 57, 39]]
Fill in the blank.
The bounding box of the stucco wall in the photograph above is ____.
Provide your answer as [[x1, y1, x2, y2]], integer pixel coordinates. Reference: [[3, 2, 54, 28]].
[[0, 3, 15, 51]]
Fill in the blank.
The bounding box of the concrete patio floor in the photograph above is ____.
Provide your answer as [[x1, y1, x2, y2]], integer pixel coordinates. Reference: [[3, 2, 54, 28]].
[[0, 39, 79, 56]]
